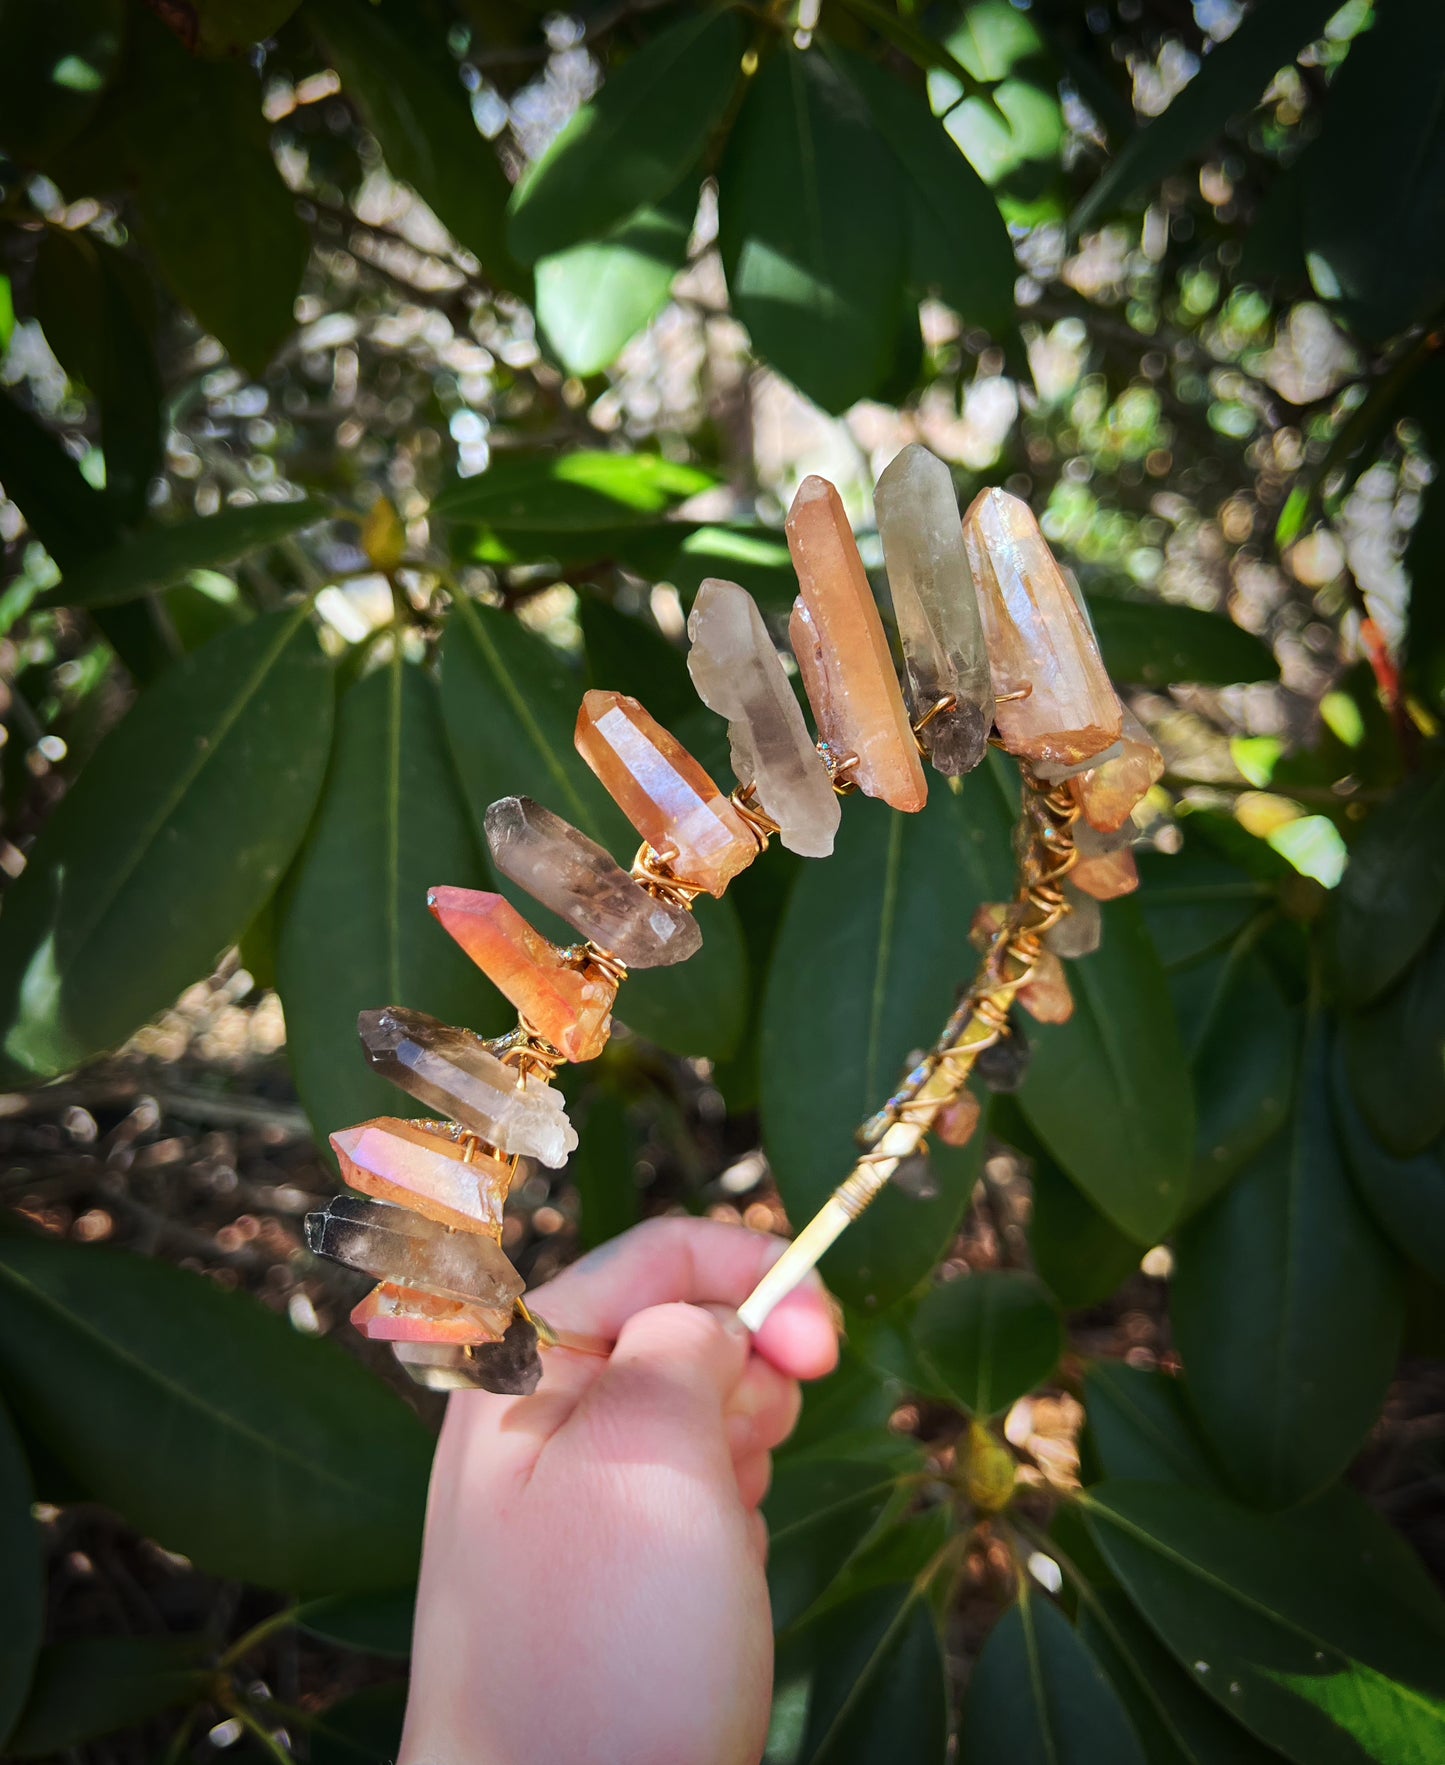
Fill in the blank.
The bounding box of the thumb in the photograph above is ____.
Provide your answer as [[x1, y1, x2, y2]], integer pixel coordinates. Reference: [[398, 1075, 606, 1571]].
[[575, 1301, 751, 1479]]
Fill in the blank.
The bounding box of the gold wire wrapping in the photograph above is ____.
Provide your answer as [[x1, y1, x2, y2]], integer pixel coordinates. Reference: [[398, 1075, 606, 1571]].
[[630, 839, 710, 909], [729, 782, 782, 853]]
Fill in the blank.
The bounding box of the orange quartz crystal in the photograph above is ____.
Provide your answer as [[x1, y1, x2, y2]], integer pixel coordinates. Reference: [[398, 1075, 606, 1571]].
[[427, 886, 615, 1061], [574, 689, 757, 896], [785, 476, 927, 812], [1070, 707, 1164, 833], [331, 1116, 514, 1236], [963, 488, 1123, 768], [1018, 950, 1074, 1023], [1071, 846, 1140, 901], [350, 1281, 514, 1345]]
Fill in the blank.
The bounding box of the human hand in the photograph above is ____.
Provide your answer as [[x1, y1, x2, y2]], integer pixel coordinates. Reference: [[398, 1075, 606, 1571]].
[[399, 1216, 840, 1765]]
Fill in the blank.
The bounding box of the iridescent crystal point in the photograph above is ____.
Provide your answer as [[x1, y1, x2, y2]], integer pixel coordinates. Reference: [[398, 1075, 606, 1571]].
[[358, 1005, 576, 1167], [351, 1281, 514, 1346], [306, 1194, 524, 1307], [963, 488, 1123, 768], [484, 796, 701, 968], [1071, 846, 1140, 901], [1071, 707, 1164, 833], [875, 446, 991, 776], [330, 1116, 514, 1237], [785, 475, 927, 812], [575, 689, 757, 896], [686, 578, 840, 858]]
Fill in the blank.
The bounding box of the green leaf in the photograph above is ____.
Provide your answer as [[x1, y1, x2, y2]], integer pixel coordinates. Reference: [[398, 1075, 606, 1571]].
[[1301, 4, 1445, 342], [0, 390, 118, 571], [438, 598, 746, 1061], [1083, 1363, 1225, 1493], [720, 49, 907, 414], [297, 1588, 414, 1658], [780, 1351, 900, 1467], [1173, 1019, 1403, 1508], [508, 9, 744, 264], [1088, 598, 1276, 688], [764, 1459, 899, 1634], [0, 1394, 41, 1746], [1085, 1480, 1445, 1765], [1336, 1045, 1445, 1289], [1342, 919, 1445, 1157], [308, 0, 523, 294], [1330, 767, 1445, 1008], [433, 449, 713, 528], [639, 522, 797, 610], [1005, 1102, 1143, 1308], [579, 591, 708, 747], [52, 499, 330, 608], [760, 778, 1015, 1312], [0, 610, 333, 1080], [276, 655, 506, 1144], [8, 1636, 214, 1757], [1137, 840, 1274, 973], [828, 45, 1016, 339], [569, 1087, 641, 1250], [0, 0, 123, 165], [769, 1586, 948, 1765], [536, 180, 697, 376], [1070, 0, 1339, 235], [961, 1588, 1146, 1765], [125, 12, 308, 376], [192, 0, 303, 56], [309, 1683, 408, 1765], [912, 1270, 1063, 1416], [1020, 898, 1194, 1244], [32, 229, 161, 523], [0, 1236, 431, 1592], [1175, 941, 1297, 1217]]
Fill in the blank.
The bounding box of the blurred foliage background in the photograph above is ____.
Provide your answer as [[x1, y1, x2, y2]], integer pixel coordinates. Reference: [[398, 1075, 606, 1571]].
[[0, 0, 1443, 1759]]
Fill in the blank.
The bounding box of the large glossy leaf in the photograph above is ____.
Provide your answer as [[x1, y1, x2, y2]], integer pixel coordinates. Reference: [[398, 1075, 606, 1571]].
[[1088, 598, 1276, 688], [276, 655, 506, 1143], [1086, 1480, 1445, 1765], [297, 1588, 414, 1658], [438, 598, 747, 1060], [8, 1636, 214, 1758], [309, 1683, 408, 1765], [1070, 0, 1339, 234], [433, 449, 713, 528], [1083, 1363, 1225, 1493], [961, 1588, 1146, 1765], [0, 389, 118, 571], [1336, 1045, 1445, 1288], [125, 13, 308, 375], [308, 0, 521, 294], [52, 499, 330, 608], [0, 609, 333, 1080], [720, 49, 907, 414], [1301, 1, 1445, 342], [536, 181, 697, 376], [768, 1585, 948, 1765], [1173, 1020, 1403, 1508], [764, 1458, 899, 1635], [0, 0, 123, 165], [0, 1236, 431, 1593], [760, 777, 1014, 1312], [1020, 898, 1194, 1244], [913, 1270, 1063, 1416], [0, 1394, 41, 1747], [830, 45, 1016, 339], [1136, 842, 1273, 973], [1329, 766, 1445, 1008], [1343, 920, 1445, 1157], [508, 9, 744, 264]]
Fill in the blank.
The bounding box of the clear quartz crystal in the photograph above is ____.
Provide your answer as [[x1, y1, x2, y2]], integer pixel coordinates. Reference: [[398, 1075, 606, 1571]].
[[686, 578, 840, 858], [484, 796, 700, 968], [359, 1005, 577, 1168], [963, 489, 1123, 768], [874, 445, 992, 776], [305, 1193, 524, 1308], [1044, 883, 1103, 957]]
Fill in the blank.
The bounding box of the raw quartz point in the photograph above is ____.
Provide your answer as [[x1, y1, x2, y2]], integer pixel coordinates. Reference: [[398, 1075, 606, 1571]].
[[392, 1314, 543, 1397], [785, 476, 927, 812], [331, 1117, 514, 1237], [428, 886, 614, 1062], [1045, 883, 1103, 958], [305, 1194, 524, 1309], [359, 1005, 576, 1168], [575, 689, 757, 896], [686, 579, 840, 859], [484, 796, 700, 969], [1018, 951, 1074, 1025], [963, 488, 1123, 768], [351, 1281, 515, 1346], [874, 445, 992, 777], [936, 1089, 981, 1147], [975, 1016, 1032, 1093], [1072, 846, 1140, 901], [1071, 707, 1164, 834]]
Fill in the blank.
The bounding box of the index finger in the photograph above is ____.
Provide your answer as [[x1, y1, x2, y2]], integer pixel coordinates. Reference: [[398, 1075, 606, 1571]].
[[529, 1216, 839, 1381]]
